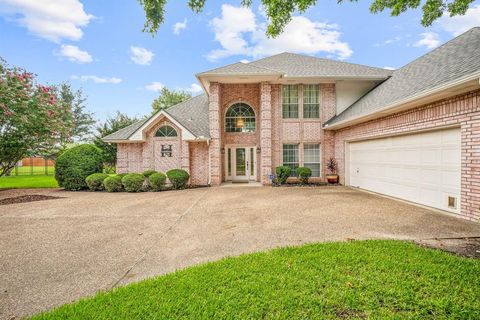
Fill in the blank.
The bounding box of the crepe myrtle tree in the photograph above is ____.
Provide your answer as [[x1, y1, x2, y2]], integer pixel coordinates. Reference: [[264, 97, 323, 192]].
[[0, 59, 72, 176], [138, 0, 475, 37]]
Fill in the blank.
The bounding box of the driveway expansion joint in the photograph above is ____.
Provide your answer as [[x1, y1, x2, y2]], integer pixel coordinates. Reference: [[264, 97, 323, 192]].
[[109, 189, 209, 289]]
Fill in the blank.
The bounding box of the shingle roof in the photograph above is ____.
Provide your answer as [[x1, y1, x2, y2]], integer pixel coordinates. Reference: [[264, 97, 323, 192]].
[[165, 94, 209, 137], [249, 52, 393, 78], [326, 27, 480, 126], [102, 119, 148, 141], [102, 94, 209, 141], [197, 62, 282, 76]]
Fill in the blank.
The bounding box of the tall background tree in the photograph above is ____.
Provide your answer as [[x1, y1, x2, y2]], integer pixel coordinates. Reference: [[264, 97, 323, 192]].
[[0, 59, 73, 176], [93, 112, 140, 166], [138, 0, 475, 37], [151, 87, 191, 114]]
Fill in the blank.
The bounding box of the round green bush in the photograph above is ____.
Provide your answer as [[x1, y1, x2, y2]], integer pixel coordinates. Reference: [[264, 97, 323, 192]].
[[117, 173, 128, 179], [121, 173, 145, 192], [166, 169, 190, 190], [142, 169, 157, 177], [297, 167, 312, 184], [103, 175, 123, 192], [85, 173, 109, 191], [55, 144, 104, 191], [149, 172, 167, 191], [275, 166, 291, 184]]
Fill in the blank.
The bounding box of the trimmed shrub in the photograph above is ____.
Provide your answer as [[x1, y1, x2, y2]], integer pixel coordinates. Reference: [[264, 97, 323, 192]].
[[85, 173, 109, 191], [117, 173, 128, 179], [142, 169, 157, 177], [103, 175, 123, 192], [55, 144, 104, 191], [121, 173, 145, 192], [297, 167, 312, 184], [149, 172, 167, 191], [275, 166, 291, 184], [166, 169, 190, 190]]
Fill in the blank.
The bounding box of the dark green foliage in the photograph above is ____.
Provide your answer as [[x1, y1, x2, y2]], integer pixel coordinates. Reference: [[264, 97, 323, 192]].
[[55, 144, 103, 191], [275, 166, 291, 184], [93, 111, 139, 165], [31, 240, 480, 319], [103, 175, 123, 192], [142, 169, 157, 177], [85, 173, 109, 191], [151, 87, 192, 114], [166, 169, 189, 189], [121, 173, 145, 192], [297, 167, 312, 184], [138, 0, 475, 38], [149, 172, 167, 191]]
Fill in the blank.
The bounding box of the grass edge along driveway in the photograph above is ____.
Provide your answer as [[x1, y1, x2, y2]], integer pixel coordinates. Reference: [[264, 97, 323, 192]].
[[31, 240, 480, 319], [0, 175, 58, 189]]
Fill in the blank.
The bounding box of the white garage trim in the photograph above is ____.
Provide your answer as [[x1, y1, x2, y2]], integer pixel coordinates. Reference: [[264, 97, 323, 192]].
[[346, 126, 461, 214]]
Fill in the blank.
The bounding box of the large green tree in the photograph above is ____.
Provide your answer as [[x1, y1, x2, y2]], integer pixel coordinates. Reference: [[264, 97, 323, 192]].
[[0, 59, 73, 176], [93, 112, 140, 166], [151, 87, 191, 114], [138, 0, 474, 37]]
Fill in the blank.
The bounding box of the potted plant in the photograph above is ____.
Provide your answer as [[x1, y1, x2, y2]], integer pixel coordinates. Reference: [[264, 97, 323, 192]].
[[326, 158, 339, 184]]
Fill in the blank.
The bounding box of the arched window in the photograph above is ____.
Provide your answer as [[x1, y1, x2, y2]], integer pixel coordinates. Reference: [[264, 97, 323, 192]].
[[155, 125, 177, 137], [225, 103, 255, 133]]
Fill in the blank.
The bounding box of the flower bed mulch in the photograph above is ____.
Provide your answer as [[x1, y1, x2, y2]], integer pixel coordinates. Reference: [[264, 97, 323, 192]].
[[0, 194, 63, 206]]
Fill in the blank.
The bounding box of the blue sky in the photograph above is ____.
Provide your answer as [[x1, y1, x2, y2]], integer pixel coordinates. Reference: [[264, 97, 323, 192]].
[[1, 0, 479, 123]]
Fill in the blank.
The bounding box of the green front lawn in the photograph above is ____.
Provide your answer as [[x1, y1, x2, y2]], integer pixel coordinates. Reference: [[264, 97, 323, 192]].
[[0, 175, 58, 189], [32, 241, 480, 319]]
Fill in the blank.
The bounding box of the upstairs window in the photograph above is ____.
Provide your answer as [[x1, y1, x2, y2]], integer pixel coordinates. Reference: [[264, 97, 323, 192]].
[[225, 103, 256, 133], [282, 85, 299, 118], [155, 125, 177, 137], [303, 85, 320, 118]]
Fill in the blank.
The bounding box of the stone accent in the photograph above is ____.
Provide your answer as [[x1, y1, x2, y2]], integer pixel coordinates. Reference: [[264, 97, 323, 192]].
[[260, 83, 272, 184], [334, 89, 480, 222], [208, 82, 222, 185]]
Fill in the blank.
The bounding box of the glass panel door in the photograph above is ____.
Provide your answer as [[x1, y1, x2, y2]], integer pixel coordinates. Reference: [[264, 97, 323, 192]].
[[235, 148, 246, 177]]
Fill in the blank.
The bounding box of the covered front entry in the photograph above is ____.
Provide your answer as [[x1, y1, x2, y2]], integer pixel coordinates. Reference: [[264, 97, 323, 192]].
[[225, 146, 257, 182]]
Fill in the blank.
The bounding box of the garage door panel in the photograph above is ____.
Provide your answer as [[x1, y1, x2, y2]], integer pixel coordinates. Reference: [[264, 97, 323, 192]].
[[349, 128, 461, 214]]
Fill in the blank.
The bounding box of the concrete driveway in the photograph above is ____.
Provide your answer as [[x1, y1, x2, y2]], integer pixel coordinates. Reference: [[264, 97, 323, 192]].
[[1, 186, 479, 319]]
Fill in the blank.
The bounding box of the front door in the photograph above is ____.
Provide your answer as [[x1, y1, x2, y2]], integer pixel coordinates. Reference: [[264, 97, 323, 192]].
[[225, 146, 256, 182]]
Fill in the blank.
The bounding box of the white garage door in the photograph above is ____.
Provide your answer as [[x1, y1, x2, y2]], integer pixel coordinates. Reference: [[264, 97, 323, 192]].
[[348, 128, 461, 214]]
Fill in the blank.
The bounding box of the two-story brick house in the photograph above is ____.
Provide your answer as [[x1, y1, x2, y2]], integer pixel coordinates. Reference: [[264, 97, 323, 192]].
[[104, 27, 480, 222]]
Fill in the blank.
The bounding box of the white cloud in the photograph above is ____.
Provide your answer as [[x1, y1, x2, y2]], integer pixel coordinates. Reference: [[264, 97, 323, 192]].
[[438, 5, 480, 36], [383, 66, 396, 70], [207, 4, 352, 61], [374, 36, 402, 47], [186, 83, 203, 94], [173, 18, 187, 35], [72, 75, 122, 84], [57, 44, 92, 63], [130, 46, 154, 65], [414, 32, 440, 49], [0, 0, 93, 42], [145, 81, 165, 92], [240, 59, 250, 63]]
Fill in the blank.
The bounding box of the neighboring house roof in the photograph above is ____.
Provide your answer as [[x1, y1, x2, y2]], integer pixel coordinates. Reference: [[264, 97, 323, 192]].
[[248, 52, 393, 79], [325, 27, 480, 127], [102, 94, 209, 142]]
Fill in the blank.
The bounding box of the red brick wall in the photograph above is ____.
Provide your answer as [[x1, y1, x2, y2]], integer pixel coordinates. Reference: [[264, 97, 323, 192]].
[[189, 141, 209, 185], [334, 89, 480, 222]]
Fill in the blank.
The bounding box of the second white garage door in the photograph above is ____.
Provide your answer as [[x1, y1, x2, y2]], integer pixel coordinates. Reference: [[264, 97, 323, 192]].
[[348, 128, 461, 214]]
